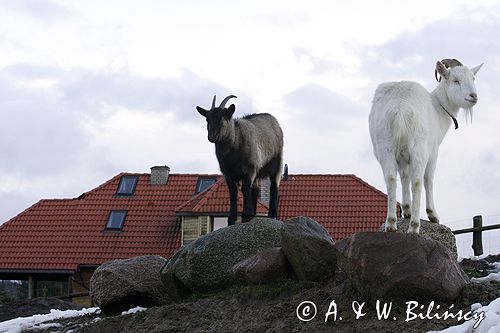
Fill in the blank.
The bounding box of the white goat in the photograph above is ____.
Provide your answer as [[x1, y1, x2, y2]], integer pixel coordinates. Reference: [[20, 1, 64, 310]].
[[369, 59, 483, 233]]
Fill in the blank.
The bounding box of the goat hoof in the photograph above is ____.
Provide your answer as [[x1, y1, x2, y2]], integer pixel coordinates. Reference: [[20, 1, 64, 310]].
[[407, 221, 420, 234], [385, 217, 397, 232], [426, 209, 439, 223], [403, 205, 411, 219]]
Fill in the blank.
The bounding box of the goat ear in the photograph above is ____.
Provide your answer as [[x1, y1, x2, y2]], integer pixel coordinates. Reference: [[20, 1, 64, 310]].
[[225, 104, 236, 119], [197, 106, 209, 118], [436, 61, 449, 80], [470, 63, 484, 76]]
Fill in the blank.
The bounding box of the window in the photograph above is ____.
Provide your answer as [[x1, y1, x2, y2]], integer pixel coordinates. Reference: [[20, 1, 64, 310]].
[[106, 210, 127, 230], [212, 217, 227, 231], [182, 216, 210, 245], [116, 175, 138, 196], [195, 177, 216, 193]]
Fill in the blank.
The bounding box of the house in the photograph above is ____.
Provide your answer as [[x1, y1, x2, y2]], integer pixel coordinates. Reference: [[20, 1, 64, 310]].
[[0, 166, 394, 306]]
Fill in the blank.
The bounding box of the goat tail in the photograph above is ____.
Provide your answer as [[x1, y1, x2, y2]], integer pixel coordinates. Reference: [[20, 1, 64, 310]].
[[391, 108, 415, 143]]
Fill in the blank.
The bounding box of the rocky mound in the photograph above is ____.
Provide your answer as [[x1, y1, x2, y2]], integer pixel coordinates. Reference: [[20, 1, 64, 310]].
[[27, 215, 495, 332], [29, 256, 500, 333], [0, 297, 83, 322]]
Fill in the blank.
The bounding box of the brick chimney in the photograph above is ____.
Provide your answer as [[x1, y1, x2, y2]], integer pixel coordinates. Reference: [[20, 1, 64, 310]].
[[259, 177, 271, 205], [150, 165, 170, 185]]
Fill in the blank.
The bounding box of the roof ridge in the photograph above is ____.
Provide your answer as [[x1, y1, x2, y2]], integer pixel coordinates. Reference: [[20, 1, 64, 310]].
[[80, 172, 126, 198], [283, 173, 356, 177], [346, 174, 389, 198], [174, 178, 224, 212], [0, 200, 45, 230], [193, 178, 225, 210]]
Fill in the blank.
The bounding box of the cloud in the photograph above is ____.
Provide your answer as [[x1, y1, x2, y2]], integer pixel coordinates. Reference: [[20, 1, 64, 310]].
[[58, 68, 229, 121], [357, 15, 500, 89], [284, 83, 365, 124], [1, 0, 73, 22], [0, 70, 85, 176], [0, 63, 235, 222], [292, 47, 343, 75]]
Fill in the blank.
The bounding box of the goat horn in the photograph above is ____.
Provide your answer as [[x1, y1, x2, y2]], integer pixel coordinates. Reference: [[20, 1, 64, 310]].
[[435, 58, 464, 82], [211, 95, 217, 109], [441, 58, 463, 68], [219, 95, 237, 109]]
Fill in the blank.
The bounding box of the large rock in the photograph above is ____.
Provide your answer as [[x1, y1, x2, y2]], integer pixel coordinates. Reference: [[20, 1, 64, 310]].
[[161, 217, 282, 298], [336, 232, 469, 302], [232, 247, 291, 284], [379, 218, 458, 260], [281, 216, 338, 281], [90, 255, 170, 314]]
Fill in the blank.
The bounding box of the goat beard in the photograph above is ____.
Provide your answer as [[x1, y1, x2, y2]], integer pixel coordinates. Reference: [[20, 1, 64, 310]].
[[463, 107, 474, 124]]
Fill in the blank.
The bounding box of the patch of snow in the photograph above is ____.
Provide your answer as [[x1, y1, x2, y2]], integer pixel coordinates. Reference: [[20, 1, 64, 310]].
[[0, 307, 100, 333], [121, 306, 147, 315], [426, 297, 500, 333], [29, 322, 62, 331], [459, 254, 492, 262], [0, 305, 148, 333], [471, 262, 500, 283]]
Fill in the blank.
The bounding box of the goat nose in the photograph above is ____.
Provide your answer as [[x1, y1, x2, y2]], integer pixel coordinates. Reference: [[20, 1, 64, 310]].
[[468, 93, 478, 103]]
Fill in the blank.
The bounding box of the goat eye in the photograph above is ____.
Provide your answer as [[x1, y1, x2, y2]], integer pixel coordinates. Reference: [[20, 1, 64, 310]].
[[453, 80, 460, 84]]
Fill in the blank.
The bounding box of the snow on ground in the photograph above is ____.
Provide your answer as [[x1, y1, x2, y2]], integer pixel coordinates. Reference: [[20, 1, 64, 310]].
[[426, 298, 500, 333], [121, 306, 147, 315], [471, 262, 500, 283], [428, 258, 500, 333], [463, 253, 490, 260], [0, 307, 100, 333]]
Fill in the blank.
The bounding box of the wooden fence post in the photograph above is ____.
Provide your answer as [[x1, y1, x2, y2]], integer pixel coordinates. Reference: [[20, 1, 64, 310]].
[[28, 275, 34, 299], [472, 215, 483, 256]]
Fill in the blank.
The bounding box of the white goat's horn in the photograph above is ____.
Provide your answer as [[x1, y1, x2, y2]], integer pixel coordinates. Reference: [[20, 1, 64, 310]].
[[435, 58, 464, 82], [211, 95, 217, 109], [219, 95, 237, 109], [441, 58, 463, 68]]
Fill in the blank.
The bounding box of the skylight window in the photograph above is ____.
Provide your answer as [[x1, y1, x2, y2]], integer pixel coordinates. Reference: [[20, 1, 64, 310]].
[[116, 175, 138, 196], [106, 210, 127, 230], [196, 177, 216, 193]]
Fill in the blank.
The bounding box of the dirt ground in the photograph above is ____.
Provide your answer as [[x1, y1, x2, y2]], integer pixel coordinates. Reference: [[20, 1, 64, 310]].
[[23, 255, 500, 333], [0, 297, 82, 322]]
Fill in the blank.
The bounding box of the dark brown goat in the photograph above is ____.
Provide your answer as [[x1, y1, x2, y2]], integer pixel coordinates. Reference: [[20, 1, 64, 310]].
[[197, 95, 284, 225]]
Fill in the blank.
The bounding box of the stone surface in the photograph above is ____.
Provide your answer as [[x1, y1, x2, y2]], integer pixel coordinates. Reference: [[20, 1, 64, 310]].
[[232, 247, 291, 284], [161, 217, 282, 298], [90, 255, 170, 314], [336, 232, 469, 302], [379, 218, 458, 260], [281, 216, 338, 281]]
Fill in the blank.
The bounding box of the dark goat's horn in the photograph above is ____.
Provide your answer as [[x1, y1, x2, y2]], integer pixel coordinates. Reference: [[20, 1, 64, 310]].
[[219, 95, 237, 109], [435, 58, 464, 82], [211, 95, 217, 109]]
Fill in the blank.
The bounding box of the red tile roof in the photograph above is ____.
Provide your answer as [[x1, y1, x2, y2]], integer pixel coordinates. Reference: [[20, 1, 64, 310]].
[[0, 173, 217, 272], [175, 178, 268, 216], [0, 172, 392, 273], [278, 174, 393, 239]]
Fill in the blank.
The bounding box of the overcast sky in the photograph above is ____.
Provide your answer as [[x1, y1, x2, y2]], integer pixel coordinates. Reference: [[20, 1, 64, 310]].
[[1, 1, 500, 248]]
